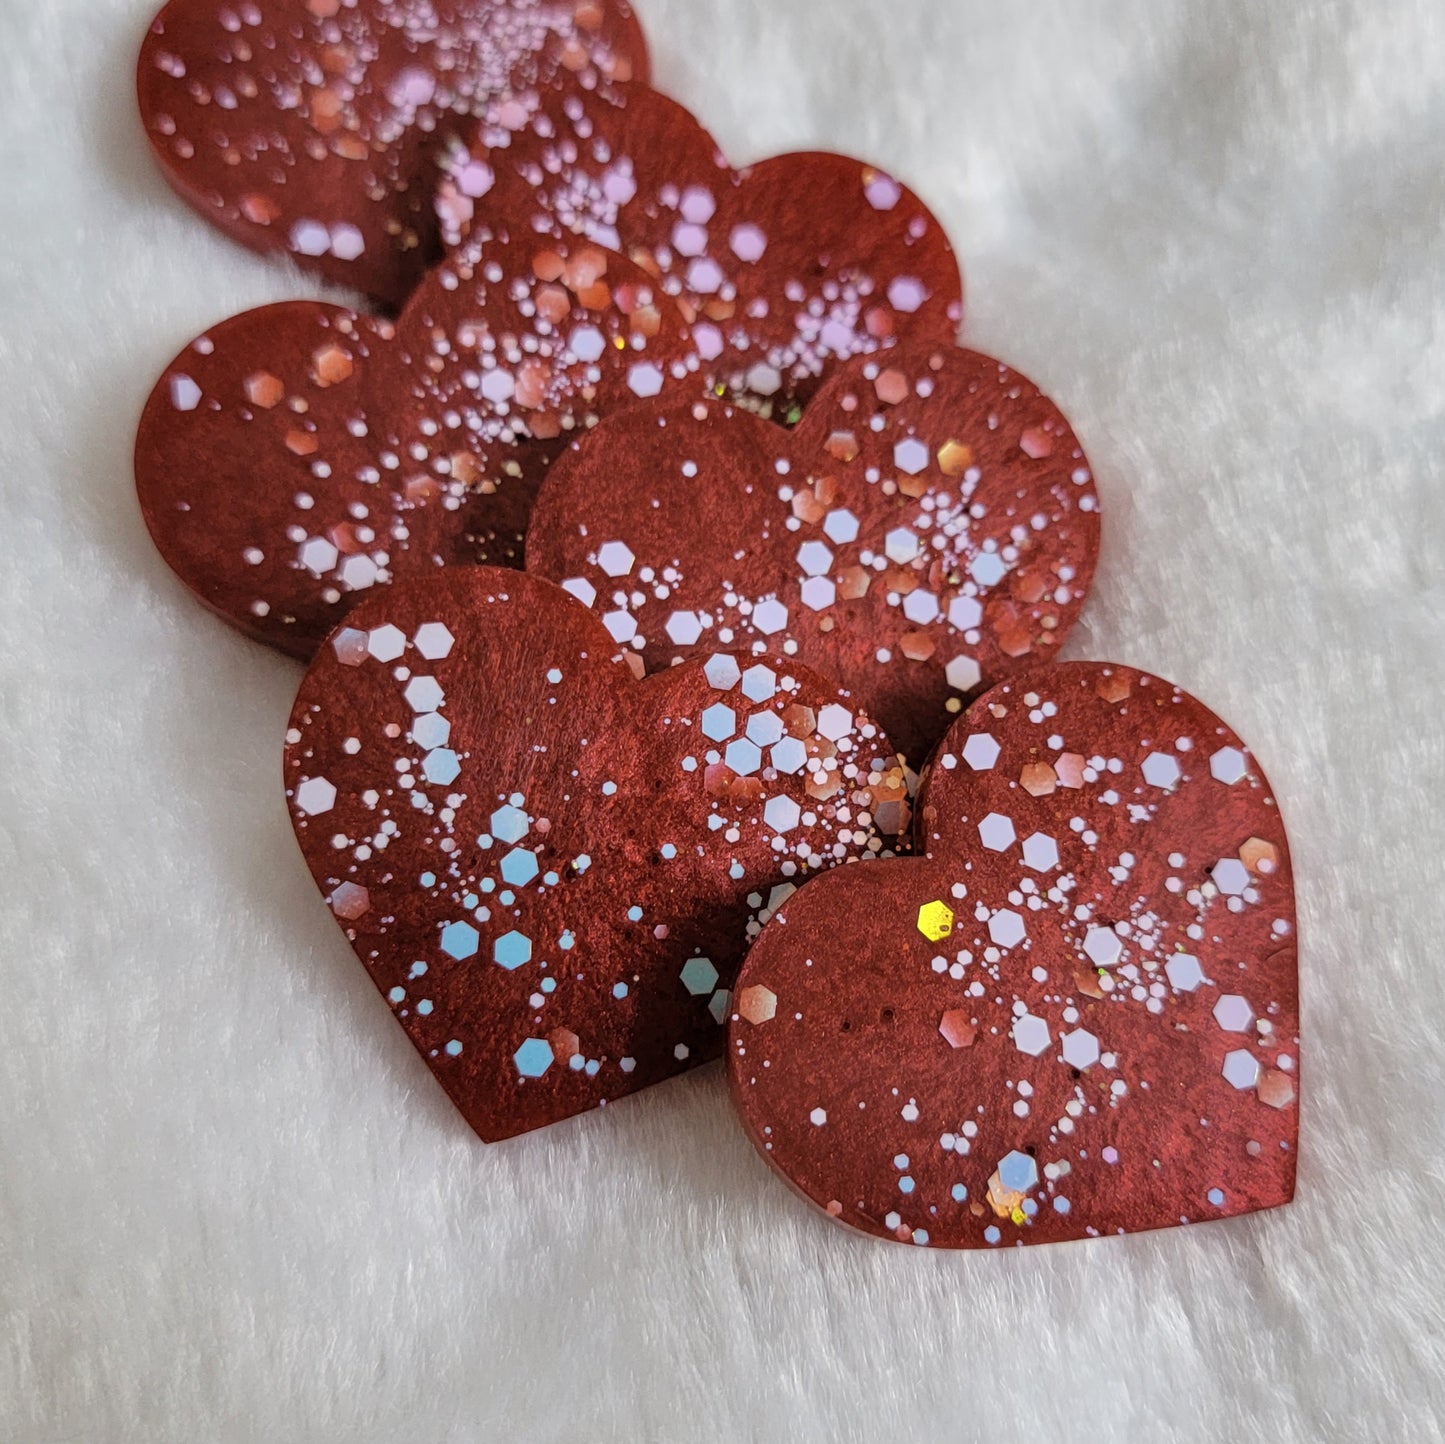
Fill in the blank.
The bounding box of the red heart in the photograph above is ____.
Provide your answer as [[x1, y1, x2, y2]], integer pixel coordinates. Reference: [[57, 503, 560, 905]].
[[285, 567, 911, 1140], [437, 80, 963, 412], [728, 662, 1299, 1247], [136, 226, 694, 656], [527, 343, 1100, 763], [136, 0, 649, 306]]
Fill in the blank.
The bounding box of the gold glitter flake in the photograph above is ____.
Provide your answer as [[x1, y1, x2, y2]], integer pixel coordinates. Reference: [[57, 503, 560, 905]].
[[917, 900, 955, 941], [937, 440, 973, 477]]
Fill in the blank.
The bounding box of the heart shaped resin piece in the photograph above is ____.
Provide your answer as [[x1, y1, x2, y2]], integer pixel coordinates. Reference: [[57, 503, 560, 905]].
[[286, 568, 910, 1140], [728, 662, 1298, 1247]]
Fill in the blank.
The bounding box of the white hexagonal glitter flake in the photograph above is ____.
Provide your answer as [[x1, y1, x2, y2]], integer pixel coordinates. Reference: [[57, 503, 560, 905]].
[[824, 509, 859, 544], [742, 666, 777, 702], [422, 749, 460, 786], [1061, 1028, 1100, 1070], [797, 541, 834, 576], [770, 737, 807, 774], [597, 541, 636, 578], [170, 374, 202, 411], [602, 611, 637, 644], [977, 813, 1016, 852], [946, 655, 981, 692], [338, 555, 378, 590], [1165, 953, 1206, 991], [1141, 751, 1182, 789], [745, 361, 781, 395], [752, 599, 789, 635], [665, 610, 704, 646], [569, 325, 605, 363], [810, 1107, 827, 1126], [817, 704, 853, 742], [367, 624, 406, 662], [680, 957, 719, 996], [725, 739, 762, 776], [1083, 925, 1124, 968], [490, 805, 529, 844], [404, 676, 444, 713], [295, 777, 336, 816], [701, 704, 736, 741], [997, 1150, 1039, 1193], [627, 362, 665, 399], [948, 594, 983, 631], [1211, 857, 1251, 896], [412, 713, 450, 751], [480, 369, 514, 404], [895, 437, 930, 476], [988, 910, 1026, 948], [703, 654, 741, 691], [1022, 832, 1060, 872], [885, 527, 920, 564], [764, 796, 801, 833], [560, 577, 597, 608], [500, 847, 539, 888], [1210, 746, 1248, 784], [299, 537, 338, 576], [1222, 1049, 1261, 1090], [746, 711, 784, 745], [961, 733, 1000, 770], [440, 921, 480, 961], [513, 1038, 554, 1079], [1012, 1013, 1050, 1057], [1213, 994, 1254, 1033], [902, 590, 940, 624], [969, 552, 1006, 588], [800, 577, 837, 611], [412, 623, 454, 660]]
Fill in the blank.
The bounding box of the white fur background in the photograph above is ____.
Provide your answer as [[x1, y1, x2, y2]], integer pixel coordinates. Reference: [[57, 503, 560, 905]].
[[2, 1, 1443, 1440]]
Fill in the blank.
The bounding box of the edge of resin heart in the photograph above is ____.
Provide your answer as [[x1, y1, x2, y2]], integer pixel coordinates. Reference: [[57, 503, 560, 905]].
[[137, 0, 650, 305], [726, 661, 1298, 1248], [437, 78, 963, 411], [284, 567, 912, 1141], [527, 344, 1101, 763], [135, 226, 696, 657]]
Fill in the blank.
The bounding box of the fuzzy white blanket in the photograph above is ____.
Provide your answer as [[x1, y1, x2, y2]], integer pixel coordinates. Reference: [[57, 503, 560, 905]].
[[2, 1, 1442, 1439]]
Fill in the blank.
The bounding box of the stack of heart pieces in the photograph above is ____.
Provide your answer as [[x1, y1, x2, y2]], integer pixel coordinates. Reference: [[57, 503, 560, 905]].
[[134, 0, 1299, 1249]]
